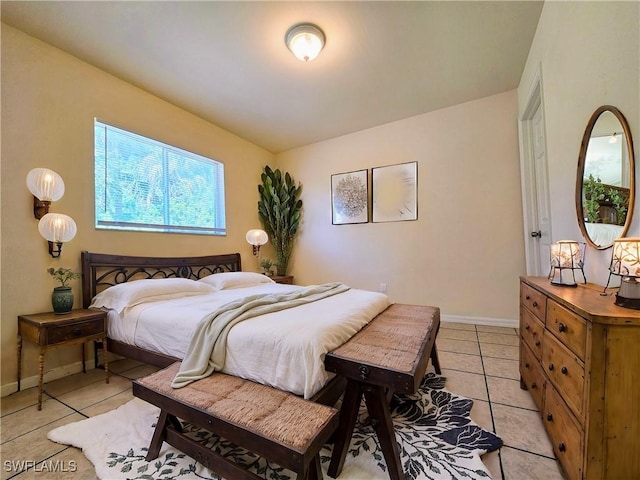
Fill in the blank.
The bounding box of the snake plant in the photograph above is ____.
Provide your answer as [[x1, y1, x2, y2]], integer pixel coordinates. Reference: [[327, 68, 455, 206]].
[[257, 166, 303, 275]]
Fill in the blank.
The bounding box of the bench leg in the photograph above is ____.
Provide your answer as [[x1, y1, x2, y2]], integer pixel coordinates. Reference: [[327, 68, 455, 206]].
[[362, 384, 405, 480], [146, 410, 170, 461], [327, 380, 363, 478], [297, 454, 322, 480], [430, 344, 442, 375]]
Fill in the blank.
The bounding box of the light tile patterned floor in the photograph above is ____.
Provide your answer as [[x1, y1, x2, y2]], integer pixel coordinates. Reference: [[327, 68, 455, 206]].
[[0, 325, 565, 479]]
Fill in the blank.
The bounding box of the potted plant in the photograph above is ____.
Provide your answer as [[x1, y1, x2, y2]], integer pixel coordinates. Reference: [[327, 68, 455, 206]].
[[583, 174, 605, 223], [260, 258, 275, 276], [257, 166, 303, 276], [47, 267, 81, 314]]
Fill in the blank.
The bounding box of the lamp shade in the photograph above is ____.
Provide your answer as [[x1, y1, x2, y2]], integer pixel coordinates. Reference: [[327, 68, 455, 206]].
[[609, 238, 640, 277], [38, 213, 77, 243], [285, 23, 325, 62], [26, 168, 65, 201], [550, 241, 584, 268], [245, 229, 268, 246]]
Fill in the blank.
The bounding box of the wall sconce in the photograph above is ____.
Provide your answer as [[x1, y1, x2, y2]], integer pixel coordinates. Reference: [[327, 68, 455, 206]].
[[245, 229, 268, 256], [26, 168, 65, 219], [38, 213, 77, 258], [548, 240, 586, 287], [285, 23, 325, 62], [603, 238, 640, 309]]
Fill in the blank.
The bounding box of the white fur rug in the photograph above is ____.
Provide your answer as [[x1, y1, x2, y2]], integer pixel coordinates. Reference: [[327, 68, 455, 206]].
[[48, 374, 501, 479]]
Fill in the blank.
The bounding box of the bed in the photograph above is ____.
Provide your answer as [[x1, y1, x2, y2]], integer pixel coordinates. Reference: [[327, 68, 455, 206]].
[[81, 251, 390, 404]]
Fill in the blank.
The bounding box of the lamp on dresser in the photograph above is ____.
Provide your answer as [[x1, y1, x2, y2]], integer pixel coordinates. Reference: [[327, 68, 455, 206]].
[[603, 237, 640, 309], [548, 240, 586, 287]]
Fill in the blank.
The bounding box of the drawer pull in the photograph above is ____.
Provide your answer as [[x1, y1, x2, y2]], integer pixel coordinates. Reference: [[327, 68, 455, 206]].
[[531, 382, 537, 389], [558, 322, 567, 333], [548, 363, 555, 371], [359, 365, 370, 380], [558, 443, 566, 452], [535, 340, 541, 347], [73, 328, 82, 336], [525, 324, 530, 330], [561, 366, 568, 375], [525, 295, 531, 300], [547, 413, 553, 422], [525, 362, 530, 368], [532, 301, 538, 308]]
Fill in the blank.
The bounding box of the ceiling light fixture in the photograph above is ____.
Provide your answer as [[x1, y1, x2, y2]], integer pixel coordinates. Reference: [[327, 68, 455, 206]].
[[285, 23, 325, 62]]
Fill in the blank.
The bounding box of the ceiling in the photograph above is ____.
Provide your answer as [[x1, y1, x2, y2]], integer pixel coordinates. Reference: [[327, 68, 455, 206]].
[[1, 1, 544, 153]]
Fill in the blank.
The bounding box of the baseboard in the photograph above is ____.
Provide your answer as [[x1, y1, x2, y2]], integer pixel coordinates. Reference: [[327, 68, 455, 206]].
[[1, 359, 96, 398], [441, 314, 519, 329]]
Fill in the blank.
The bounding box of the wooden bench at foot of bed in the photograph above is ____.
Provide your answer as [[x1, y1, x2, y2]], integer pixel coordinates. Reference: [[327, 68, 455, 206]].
[[133, 363, 338, 480], [324, 303, 441, 480]]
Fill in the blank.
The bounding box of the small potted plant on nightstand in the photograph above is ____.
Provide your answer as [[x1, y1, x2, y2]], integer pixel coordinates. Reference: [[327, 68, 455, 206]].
[[260, 258, 275, 276], [47, 267, 80, 314]]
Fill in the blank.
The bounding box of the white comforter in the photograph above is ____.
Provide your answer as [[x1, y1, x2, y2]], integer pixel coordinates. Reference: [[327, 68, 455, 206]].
[[106, 283, 390, 398]]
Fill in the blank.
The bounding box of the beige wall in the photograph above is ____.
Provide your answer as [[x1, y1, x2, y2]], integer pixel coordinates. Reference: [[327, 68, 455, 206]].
[[0, 25, 274, 393], [518, 1, 640, 284], [276, 90, 526, 322]]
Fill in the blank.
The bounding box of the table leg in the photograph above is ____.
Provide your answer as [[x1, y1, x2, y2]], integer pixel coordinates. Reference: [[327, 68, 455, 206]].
[[17, 335, 22, 392], [103, 335, 109, 384], [81, 343, 86, 373], [327, 380, 363, 478], [362, 384, 405, 480], [37, 347, 45, 411]]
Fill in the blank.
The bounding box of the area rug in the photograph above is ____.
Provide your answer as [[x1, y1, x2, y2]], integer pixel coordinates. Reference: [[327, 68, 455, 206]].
[[48, 373, 501, 479]]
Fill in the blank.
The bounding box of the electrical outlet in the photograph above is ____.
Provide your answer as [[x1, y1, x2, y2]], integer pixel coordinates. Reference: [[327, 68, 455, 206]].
[[379, 283, 387, 293]]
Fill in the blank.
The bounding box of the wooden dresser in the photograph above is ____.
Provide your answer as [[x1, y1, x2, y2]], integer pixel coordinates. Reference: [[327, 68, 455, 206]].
[[519, 276, 640, 480]]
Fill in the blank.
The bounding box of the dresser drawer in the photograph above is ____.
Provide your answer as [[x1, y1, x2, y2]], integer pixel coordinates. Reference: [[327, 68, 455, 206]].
[[542, 330, 585, 419], [519, 340, 545, 412], [546, 300, 587, 360], [543, 383, 583, 480], [520, 283, 546, 322], [520, 306, 544, 360], [46, 318, 105, 345]]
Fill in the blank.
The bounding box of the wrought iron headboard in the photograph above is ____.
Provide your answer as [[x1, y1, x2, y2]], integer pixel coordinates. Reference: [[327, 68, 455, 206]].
[[81, 251, 242, 308]]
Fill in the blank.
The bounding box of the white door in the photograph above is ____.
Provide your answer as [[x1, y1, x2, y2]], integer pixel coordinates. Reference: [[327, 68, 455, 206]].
[[520, 73, 552, 276]]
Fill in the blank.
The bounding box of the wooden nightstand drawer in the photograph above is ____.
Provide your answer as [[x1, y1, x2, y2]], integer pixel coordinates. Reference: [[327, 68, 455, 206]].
[[519, 339, 545, 411], [542, 330, 585, 419], [520, 306, 544, 360], [546, 300, 586, 359], [543, 383, 583, 480], [520, 282, 546, 322], [47, 318, 104, 344], [272, 275, 293, 284]]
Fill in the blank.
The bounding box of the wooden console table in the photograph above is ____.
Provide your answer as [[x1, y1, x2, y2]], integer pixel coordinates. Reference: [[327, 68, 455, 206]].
[[324, 303, 441, 480]]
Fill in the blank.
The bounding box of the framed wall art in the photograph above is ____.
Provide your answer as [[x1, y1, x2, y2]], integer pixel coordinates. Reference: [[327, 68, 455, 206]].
[[372, 161, 418, 222], [331, 169, 369, 225]]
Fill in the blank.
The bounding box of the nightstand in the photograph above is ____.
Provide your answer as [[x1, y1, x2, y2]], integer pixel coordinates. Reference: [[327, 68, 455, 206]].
[[272, 275, 294, 284], [17, 308, 109, 410]]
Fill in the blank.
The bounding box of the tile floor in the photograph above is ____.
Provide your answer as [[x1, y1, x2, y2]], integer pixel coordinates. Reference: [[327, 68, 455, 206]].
[[0, 323, 565, 479]]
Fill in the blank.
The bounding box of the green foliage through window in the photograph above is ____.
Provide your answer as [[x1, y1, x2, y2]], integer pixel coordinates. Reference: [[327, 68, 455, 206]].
[[94, 121, 226, 235]]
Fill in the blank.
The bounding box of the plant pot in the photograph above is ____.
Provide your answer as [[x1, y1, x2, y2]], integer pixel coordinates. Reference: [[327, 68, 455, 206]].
[[52, 286, 74, 314]]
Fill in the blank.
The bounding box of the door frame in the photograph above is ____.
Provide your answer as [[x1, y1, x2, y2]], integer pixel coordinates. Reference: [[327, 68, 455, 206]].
[[519, 64, 552, 276]]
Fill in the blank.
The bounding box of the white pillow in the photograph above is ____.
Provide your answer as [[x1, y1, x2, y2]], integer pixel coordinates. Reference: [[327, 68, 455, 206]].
[[198, 272, 274, 290], [90, 278, 214, 313]]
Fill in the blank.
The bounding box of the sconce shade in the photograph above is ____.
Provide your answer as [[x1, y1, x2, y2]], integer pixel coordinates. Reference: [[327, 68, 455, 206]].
[[26, 168, 65, 201], [246, 229, 268, 246], [549, 240, 586, 286], [285, 23, 325, 62], [38, 213, 77, 243], [609, 238, 640, 277]]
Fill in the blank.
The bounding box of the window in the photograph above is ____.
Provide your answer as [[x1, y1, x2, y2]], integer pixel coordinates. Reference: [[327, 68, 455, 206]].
[[94, 121, 226, 235]]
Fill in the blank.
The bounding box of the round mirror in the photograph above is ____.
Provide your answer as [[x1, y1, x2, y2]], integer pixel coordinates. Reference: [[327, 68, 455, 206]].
[[576, 106, 635, 249]]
